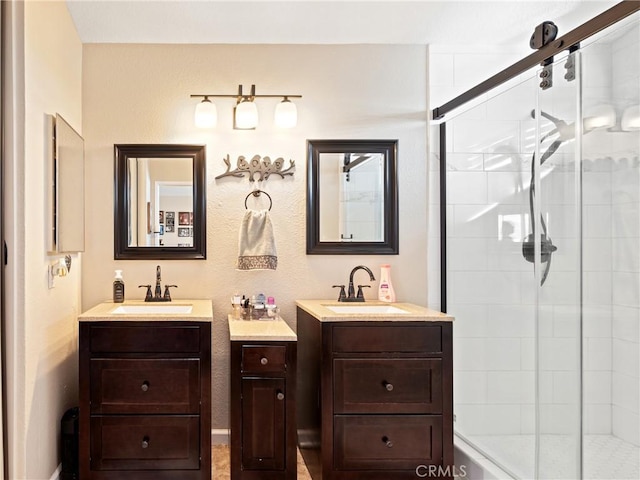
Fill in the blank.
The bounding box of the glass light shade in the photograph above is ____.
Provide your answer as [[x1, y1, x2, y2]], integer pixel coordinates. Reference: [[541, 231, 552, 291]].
[[275, 98, 297, 128], [194, 98, 217, 128], [235, 100, 258, 129], [621, 105, 640, 131], [583, 104, 616, 132]]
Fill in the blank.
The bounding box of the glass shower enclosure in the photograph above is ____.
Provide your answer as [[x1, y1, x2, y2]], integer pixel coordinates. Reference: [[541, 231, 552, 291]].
[[437, 8, 639, 480]]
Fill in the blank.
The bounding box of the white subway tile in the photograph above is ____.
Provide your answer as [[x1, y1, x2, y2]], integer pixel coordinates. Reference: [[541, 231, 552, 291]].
[[455, 371, 488, 404], [583, 172, 612, 205], [612, 406, 640, 445], [584, 371, 612, 405], [585, 337, 613, 371], [612, 202, 640, 238], [612, 237, 640, 273], [584, 271, 613, 307], [612, 372, 639, 414], [451, 304, 488, 338], [583, 305, 613, 339], [584, 205, 613, 238], [521, 405, 535, 434], [446, 153, 484, 171], [485, 338, 522, 371], [448, 237, 488, 271], [451, 204, 496, 237], [552, 371, 580, 404], [583, 238, 612, 272], [451, 271, 522, 305], [487, 172, 529, 206], [612, 271, 640, 307], [486, 304, 534, 338], [455, 404, 522, 435], [454, 338, 487, 371], [448, 172, 488, 205], [612, 338, 639, 378], [487, 371, 528, 404], [584, 404, 612, 434], [539, 404, 580, 434], [539, 337, 580, 371], [451, 119, 520, 155], [612, 305, 639, 343]]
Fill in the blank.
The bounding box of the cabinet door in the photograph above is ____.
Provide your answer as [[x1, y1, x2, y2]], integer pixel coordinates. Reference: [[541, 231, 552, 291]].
[[241, 377, 286, 471]]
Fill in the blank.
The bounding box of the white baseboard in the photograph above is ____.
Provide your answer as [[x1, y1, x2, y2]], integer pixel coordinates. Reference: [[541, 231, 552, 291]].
[[49, 463, 61, 480], [212, 428, 230, 445]]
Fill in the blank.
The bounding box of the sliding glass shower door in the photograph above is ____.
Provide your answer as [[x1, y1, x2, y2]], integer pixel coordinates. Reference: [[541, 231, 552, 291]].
[[444, 12, 640, 479]]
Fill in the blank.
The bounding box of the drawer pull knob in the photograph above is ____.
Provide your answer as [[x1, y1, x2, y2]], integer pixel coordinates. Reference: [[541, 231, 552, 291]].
[[276, 391, 285, 401], [141, 381, 150, 392], [260, 357, 268, 365], [383, 381, 394, 392], [141, 436, 150, 449], [382, 436, 393, 448]]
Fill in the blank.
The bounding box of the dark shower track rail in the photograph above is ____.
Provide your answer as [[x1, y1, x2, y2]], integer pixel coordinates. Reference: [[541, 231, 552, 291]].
[[432, 1, 640, 120]]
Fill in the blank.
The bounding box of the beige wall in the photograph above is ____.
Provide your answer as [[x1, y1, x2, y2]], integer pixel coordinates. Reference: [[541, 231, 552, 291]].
[[4, 1, 83, 478], [82, 43, 429, 429]]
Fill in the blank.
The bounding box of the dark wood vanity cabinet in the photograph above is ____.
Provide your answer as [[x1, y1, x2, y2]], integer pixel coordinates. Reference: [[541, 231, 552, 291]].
[[230, 340, 297, 480], [79, 321, 212, 480], [297, 307, 453, 479]]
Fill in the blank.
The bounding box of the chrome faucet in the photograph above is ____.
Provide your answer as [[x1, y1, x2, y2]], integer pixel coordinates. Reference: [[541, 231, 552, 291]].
[[333, 265, 376, 302], [138, 265, 177, 302]]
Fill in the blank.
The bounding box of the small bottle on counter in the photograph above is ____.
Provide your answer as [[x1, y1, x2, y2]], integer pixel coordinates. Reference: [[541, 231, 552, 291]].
[[113, 270, 125, 303], [378, 264, 396, 303], [231, 293, 242, 319], [266, 296, 278, 318]]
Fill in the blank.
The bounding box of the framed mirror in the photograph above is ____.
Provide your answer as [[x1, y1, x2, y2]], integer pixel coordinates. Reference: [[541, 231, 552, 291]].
[[114, 144, 206, 260], [306, 139, 398, 254]]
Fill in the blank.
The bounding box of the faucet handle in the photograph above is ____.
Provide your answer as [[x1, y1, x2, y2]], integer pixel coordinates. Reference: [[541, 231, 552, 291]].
[[138, 285, 152, 302], [356, 284, 371, 300], [332, 285, 347, 302], [163, 285, 177, 301]]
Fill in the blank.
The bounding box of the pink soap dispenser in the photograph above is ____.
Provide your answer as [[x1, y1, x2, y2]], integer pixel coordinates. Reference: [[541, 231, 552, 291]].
[[378, 264, 396, 303]]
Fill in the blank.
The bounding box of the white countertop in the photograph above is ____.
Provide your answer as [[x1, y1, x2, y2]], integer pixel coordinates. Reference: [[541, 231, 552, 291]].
[[295, 299, 453, 322], [78, 299, 213, 321], [228, 315, 297, 342]]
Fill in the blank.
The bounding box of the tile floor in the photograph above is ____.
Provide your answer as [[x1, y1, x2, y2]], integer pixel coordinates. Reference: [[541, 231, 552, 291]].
[[468, 434, 639, 480], [212, 445, 314, 479]]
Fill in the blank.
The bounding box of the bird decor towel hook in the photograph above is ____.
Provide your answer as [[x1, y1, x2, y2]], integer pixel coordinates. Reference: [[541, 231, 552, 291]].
[[215, 154, 295, 183]]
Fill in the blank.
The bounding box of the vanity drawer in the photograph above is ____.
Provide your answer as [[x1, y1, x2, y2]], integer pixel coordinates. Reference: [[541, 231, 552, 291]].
[[90, 415, 200, 471], [334, 358, 442, 414], [242, 345, 287, 374], [334, 415, 443, 470], [332, 324, 442, 353], [90, 359, 200, 414], [89, 325, 201, 353]]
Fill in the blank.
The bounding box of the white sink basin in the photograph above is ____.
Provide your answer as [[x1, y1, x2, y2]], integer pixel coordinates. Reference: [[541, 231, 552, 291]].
[[110, 304, 193, 314], [324, 305, 410, 315]]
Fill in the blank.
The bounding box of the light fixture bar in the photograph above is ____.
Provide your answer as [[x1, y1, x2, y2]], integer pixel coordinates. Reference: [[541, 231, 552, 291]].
[[191, 85, 302, 130], [190, 84, 301, 101]]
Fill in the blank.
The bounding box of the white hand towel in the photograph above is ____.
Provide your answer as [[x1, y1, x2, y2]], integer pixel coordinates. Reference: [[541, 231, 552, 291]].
[[237, 209, 277, 270]]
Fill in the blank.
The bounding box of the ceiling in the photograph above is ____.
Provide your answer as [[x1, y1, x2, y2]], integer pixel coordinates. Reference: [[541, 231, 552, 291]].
[[66, 0, 617, 47]]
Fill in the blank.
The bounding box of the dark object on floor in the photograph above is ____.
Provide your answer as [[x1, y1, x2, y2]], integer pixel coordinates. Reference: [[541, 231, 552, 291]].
[[61, 407, 79, 480]]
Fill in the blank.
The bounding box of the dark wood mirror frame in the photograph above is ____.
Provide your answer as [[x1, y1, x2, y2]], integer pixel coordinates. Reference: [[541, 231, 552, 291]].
[[114, 144, 207, 260], [306, 139, 399, 255]]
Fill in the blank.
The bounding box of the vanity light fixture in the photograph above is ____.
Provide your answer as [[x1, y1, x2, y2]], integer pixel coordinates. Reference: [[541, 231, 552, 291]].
[[191, 84, 301, 130], [194, 96, 217, 128]]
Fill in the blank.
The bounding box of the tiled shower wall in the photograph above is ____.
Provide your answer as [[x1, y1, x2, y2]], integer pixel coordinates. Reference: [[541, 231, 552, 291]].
[[430, 17, 639, 447], [609, 23, 640, 446]]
